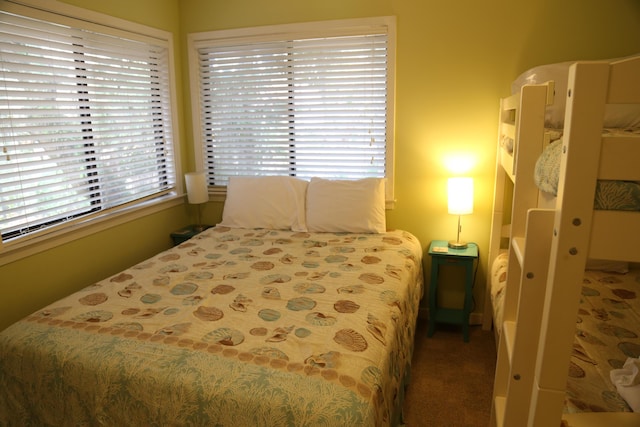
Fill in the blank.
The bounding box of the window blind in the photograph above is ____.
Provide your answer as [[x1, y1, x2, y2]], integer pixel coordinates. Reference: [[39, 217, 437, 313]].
[[0, 8, 176, 242], [192, 23, 392, 188]]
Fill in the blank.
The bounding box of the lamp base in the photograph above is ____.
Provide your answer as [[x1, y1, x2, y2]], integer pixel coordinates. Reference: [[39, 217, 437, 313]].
[[448, 240, 468, 249]]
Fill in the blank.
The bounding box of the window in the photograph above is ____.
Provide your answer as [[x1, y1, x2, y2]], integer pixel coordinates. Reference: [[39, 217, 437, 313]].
[[188, 17, 396, 204], [0, 1, 179, 247]]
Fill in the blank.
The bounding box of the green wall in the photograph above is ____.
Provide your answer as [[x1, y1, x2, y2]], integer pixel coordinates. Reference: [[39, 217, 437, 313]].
[[1, 0, 639, 331]]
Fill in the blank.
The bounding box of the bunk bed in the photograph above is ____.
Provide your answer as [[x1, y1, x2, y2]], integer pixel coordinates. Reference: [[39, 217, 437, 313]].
[[0, 177, 423, 426], [484, 55, 640, 426]]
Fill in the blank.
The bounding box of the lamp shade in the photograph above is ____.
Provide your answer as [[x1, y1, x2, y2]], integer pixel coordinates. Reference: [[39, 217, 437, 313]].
[[448, 177, 473, 215], [185, 172, 209, 204]]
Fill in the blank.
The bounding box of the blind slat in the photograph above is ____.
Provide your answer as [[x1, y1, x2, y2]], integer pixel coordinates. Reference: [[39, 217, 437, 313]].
[[0, 7, 176, 240], [195, 30, 389, 185]]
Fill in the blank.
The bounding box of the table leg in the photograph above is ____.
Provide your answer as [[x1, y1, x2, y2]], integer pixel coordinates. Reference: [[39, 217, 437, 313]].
[[427, 260, 439, 337]]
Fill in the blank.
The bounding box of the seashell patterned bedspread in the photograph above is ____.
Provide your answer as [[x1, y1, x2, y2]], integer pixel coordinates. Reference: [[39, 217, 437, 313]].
[[566, 268, 640, 413], [0, 226, 423, 426], [490, 253, 640, 414]]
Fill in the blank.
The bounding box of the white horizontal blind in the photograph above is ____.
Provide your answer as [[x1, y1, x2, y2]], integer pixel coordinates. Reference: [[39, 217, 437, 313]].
[[194, 27, 390, 185], [0, 8, 175, 242]]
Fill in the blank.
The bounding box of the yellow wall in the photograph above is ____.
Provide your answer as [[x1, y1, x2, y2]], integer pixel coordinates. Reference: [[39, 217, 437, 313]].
[[178, 0, 640, 320], [1, 0, 639, 331]]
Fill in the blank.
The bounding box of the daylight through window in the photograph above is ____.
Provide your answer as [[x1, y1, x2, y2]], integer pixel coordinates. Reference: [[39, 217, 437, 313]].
[[0, 5, 177, 243], [189, 18, 396, 202]]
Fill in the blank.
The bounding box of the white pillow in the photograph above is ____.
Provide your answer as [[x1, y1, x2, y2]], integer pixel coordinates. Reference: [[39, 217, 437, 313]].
[[306, 177, 386, 233], [220, 176, 308, 231]]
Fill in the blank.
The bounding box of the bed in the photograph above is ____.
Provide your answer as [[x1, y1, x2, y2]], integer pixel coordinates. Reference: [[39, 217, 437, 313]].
[[490, 254, 639, 413], [0, 176, 424, 426], [485, 54, 640, 426]]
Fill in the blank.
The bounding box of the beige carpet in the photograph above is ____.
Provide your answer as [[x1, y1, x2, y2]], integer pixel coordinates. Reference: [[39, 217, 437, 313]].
[[402, 319, 497, 426]]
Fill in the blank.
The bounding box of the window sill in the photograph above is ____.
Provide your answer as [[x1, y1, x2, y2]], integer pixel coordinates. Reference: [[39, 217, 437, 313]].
[[0, 194, 184, 267]]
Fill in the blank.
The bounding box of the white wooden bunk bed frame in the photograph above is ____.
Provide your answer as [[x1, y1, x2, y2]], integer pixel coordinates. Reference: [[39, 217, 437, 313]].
[[485, 55, 640, 427]]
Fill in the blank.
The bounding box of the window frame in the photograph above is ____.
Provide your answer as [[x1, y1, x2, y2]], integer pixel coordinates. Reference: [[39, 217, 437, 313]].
[[187, 17, 396, 207], [0, 0, 182, 264]]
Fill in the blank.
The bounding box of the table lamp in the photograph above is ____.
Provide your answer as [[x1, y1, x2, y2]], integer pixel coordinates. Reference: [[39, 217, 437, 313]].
[[185, 172, 209, 232], [448, 177, 473, 249]]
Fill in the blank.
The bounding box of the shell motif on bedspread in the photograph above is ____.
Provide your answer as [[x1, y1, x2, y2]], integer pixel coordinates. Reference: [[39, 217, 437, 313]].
[[203, 327, 245, 346], [193, 306, 224, 321], [79, 293, 108, 306], [334, 328, 368, 352], [286, 297, 316, 311], [306, 312, 337, 326]]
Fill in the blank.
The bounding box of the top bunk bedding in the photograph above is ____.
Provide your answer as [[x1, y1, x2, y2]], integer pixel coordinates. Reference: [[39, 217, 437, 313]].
[[534, 129, 640, 210], [510, 56, 640, 130], [506, 55, 640, 211], [0, 225, 424, 426]]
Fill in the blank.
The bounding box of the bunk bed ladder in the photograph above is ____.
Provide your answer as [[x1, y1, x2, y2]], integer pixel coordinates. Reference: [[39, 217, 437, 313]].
[[491, 209, 554, 427], [490, 83, 554, 427], [483, 82, 554, 333]]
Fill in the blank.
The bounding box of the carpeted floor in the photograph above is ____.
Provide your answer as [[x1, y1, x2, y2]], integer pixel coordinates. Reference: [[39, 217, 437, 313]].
[[402, 319, 497, 426]]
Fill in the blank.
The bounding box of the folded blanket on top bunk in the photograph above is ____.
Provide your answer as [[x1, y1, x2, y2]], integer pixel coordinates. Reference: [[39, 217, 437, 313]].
[[534, 130, 640, 210]]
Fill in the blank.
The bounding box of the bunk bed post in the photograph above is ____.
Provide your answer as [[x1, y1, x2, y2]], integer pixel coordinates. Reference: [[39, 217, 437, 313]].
[[483, 98, 509, 332], [528, 62, 610, 426], [491, 55, 640, 427]]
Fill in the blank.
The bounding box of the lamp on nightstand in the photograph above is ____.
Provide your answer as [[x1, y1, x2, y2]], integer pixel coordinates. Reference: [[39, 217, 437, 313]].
[[448, 177, 473, 249], [185, 172, 209, 232]]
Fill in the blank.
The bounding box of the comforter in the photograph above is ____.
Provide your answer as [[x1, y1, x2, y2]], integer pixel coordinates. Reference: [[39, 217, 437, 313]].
[[0, 226, 423, 426], [490, 253, 639, 413], [533, 129, 640, 211]]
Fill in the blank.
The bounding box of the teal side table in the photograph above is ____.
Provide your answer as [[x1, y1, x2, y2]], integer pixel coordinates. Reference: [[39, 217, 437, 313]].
[[427, 240, 478, 342]]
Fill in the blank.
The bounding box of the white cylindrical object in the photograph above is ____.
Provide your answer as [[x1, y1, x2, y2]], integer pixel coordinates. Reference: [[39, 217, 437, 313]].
[[185, 172, 209, 204], [448, 177, 473, 215]]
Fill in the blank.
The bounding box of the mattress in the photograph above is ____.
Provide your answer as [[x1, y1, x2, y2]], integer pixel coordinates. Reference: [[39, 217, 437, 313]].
[[490, 254, 639, 413], [0, 226, 423, 426], [566, 268, 640, 413], [511, 56, 640, 130], [490, 251, 508, 337]]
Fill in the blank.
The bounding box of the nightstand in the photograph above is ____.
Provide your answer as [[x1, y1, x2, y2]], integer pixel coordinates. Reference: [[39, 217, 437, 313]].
[[170, 224, 212, 246], [427, 240, 478, 342]]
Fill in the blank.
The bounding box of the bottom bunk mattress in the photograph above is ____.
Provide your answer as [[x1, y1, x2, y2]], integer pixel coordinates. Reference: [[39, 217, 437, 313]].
[[567, 267, 640, 413], [490, 255, 640, 413], [0, 226, 424, 426]]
